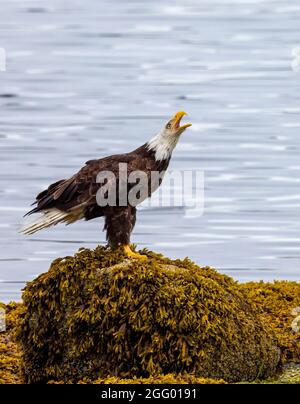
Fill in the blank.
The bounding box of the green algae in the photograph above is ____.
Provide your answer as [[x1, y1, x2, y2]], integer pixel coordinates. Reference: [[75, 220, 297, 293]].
[[16, 246, 279, 384]]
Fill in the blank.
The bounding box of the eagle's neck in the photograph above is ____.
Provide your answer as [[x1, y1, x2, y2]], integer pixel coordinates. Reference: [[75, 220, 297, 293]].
[[146, 131, 179, 162]]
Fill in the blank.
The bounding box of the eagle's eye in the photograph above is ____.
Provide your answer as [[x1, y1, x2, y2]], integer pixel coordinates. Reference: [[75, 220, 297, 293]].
[[166, 122, 172, 129]]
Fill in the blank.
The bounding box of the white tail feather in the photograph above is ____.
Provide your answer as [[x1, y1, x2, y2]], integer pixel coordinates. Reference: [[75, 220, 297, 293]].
[[21, 208, 71, 235]]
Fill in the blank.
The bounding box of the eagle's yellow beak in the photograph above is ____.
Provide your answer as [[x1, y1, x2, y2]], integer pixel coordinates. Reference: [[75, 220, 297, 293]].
[[171, 111, 192, 130]]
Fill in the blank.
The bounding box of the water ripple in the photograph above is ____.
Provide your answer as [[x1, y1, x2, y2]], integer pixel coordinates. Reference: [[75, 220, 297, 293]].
[[1, 0, 300, 302]]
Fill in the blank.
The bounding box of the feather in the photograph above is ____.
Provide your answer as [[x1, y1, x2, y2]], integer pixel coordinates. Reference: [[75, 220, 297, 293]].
[[146, 131, 179, 162], [21, 208, 83, 235]]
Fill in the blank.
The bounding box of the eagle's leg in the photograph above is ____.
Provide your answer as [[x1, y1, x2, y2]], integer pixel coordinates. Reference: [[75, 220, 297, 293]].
[[104, 206, 147, 260]]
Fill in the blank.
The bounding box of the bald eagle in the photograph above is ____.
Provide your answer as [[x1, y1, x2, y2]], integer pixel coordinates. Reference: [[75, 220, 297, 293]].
[[22, 111, 192, 259]]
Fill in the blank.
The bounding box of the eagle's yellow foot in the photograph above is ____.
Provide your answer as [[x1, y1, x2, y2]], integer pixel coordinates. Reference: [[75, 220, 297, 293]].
[[123, 245, 147, 260]]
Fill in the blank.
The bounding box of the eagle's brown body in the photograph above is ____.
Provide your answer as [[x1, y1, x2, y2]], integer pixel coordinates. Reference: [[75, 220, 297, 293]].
[[23, 111, 191, 255], [24, 144, 170, 246]]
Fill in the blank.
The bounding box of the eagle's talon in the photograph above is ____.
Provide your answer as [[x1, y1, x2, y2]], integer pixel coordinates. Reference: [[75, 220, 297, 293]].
[[123, 245, 147, 260]]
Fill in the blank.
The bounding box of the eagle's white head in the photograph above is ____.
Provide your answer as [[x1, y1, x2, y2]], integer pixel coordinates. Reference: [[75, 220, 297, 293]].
[[147, 111, 192, 162]]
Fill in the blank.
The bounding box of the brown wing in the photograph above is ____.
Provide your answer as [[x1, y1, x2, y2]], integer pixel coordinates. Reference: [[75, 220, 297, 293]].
[[25, 153, 138, 217]]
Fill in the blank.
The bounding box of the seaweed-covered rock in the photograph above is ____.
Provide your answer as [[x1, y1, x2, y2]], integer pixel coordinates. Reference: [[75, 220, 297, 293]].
[[0, 303, 22, 384], [241, 281, 300, 364], [17, 247, 280, 383]]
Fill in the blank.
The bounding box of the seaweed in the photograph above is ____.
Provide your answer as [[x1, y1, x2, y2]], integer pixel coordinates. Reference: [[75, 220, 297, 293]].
[[16, 246, 279, 384], [241, 281, 300, 364], [0, 302, 23, 384], [2, 248, 300, 384]]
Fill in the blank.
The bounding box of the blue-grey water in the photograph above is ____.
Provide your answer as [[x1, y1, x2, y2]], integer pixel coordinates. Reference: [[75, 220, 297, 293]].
[[1, 0, 300, 302]]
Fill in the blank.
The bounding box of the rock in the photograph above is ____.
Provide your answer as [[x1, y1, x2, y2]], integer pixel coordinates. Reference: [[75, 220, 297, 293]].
[[240, 281, 300, 364], [0, 303, 22, 384], [274, 364, 300, 384], [17, 247, 280, 384]]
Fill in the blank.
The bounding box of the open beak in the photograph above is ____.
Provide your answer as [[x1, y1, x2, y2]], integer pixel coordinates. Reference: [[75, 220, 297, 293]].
[[172, 111, 192, 130]]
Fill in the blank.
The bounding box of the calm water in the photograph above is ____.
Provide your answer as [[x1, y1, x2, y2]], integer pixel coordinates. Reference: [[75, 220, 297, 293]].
[[1, 0, 300, 302]]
